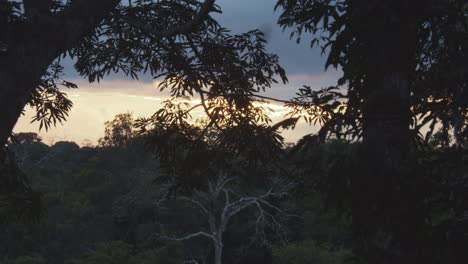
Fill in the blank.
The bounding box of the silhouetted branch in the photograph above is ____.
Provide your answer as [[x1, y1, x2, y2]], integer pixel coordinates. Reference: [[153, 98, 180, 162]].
[[126, 0, 218, 39]]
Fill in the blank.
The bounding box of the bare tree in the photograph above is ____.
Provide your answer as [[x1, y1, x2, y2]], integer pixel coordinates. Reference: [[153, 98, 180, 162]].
[[157, 174, 291, 264]]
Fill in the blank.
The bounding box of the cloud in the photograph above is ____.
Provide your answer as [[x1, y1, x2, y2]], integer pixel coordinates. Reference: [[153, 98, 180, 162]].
[[216, 0, 327, 76], [64, 65, 341, 102], [14, 79, 318, 145], [287, 70, 342, 83], [15, 79, 167, 145], [61, 0, 329, 84], [256, 69, 342, 100], [69, 78, 166, 96], [16, 1, 332, 146]]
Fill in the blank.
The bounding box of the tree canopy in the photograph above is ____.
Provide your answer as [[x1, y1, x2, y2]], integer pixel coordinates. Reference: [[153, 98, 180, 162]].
[[0, 0, 286, 223], [276, 0, 468, 263], [1, 1, 468, 264]]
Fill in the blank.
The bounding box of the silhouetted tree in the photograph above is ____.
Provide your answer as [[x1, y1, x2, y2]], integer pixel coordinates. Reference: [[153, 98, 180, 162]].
[[0, 0, 219, 149], [99, 113, 136, 148], [276, 0, 468, 263], [1, 0, 287, 220], [11, 132, 42, 144], [0, 0, 221, 220]]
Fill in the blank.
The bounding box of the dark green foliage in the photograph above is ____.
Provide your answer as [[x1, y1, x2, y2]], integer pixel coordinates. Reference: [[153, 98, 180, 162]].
[[276, 0, 468, 145], [0, 138, 159, 263], [134, 95, 288, 195], [65, 241, 184, 264], [0, 113, 356, 264], [28, 62, 76, 131], [288, 139, 468, 263], [98, 112, 137, 148], [0, 148, 43, 223], [1, 0, 288, 226], [276, 1, 468, 263], [1, 1, 467, 264], [273, 240, 351, 264]]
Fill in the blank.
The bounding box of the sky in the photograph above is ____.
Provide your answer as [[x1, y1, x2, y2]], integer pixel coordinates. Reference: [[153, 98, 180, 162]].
[[14, 0, 340, 145]]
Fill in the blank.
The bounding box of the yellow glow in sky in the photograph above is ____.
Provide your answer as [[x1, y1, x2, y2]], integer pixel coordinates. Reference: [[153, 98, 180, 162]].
[[14, 80, 316, 145]]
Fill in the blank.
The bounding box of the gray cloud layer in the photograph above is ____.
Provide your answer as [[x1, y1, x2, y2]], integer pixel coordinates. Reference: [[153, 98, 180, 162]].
[[61, 0, 335, 90], [217, 0, 327, 75]]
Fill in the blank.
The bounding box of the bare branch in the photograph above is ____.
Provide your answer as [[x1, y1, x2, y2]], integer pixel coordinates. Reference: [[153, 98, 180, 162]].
[[159, 231, 215, 242], [157, 175, 291, 263], [180, 196, 211, 215]]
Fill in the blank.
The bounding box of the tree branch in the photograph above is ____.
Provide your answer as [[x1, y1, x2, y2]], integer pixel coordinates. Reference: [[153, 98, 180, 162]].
[[127, 0, 218, 39], [159, 231, 216, 242], [181, 195, 211, 215]]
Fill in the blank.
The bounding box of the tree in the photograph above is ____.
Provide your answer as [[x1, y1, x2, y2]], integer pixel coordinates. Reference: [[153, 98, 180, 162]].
[[98, 112, 136, 148], [0, 0, 219, 220], [0, 0, 219, 150], [157, 174, 291, 264], [10, 133, 42, 144], [131, 79, 292, 262], [275, 0, 467, 263], [1, 0, 287, 220]]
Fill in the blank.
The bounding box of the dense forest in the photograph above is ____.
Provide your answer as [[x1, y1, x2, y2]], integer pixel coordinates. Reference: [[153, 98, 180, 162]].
[[1, 0, 468, 264], [2, 112, 468, 264], [1, 125, 355, 264]]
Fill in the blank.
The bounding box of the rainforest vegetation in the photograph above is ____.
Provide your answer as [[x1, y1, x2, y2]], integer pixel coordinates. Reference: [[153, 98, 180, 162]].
[[1, 0, 467, 264]]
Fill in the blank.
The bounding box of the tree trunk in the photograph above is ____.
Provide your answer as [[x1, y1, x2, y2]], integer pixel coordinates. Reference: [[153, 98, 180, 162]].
[[214, 241, 223, 264], [0, 42, 56, 154], [0, 73, 28, 150], [358, 71, 414, 263], [353, 2, 423, 263], [213, 232, 224, 264], [0, 0, 120, 222], [0, 0, 120, 154]]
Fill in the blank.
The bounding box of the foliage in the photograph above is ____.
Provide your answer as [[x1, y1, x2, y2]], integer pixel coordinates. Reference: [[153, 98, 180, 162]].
[[276, 0, 468, 146], [1, 0, 288, 225], [0, 137, 160, 263], [65, 241, 137, 264], [2, 1, 467, 264], [0, 148, 43, 222], [275, 1, 468, 262], [128, 24, 288, 162], [65, 241, 185, 264], [98, 112, 137, 148], [1, 255, 46, 264], [135, 96, 287, 194], [28, 62, 76, 131], [1, 0, 286, 140], [134, 242, 185, 264], [10, 133, 43, 144], [288, 139, 468, 262], [154, 174, 291, 264], [0, 111, 356, 264], [273, 240, 352, 264], [288, 140, 358, 211]]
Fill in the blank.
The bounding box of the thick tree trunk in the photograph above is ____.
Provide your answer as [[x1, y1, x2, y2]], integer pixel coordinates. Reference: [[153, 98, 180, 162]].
[[0, 45, 54, 154], [358, 71, 414, 263], [0, 0, 120, 221], [353, 3, 423, 263], [0, 73, 28, 150], [0, 0, 120, 153]]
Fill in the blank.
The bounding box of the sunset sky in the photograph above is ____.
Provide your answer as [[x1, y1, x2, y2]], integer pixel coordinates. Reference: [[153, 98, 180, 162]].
[[14, 0, 340, 145]]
